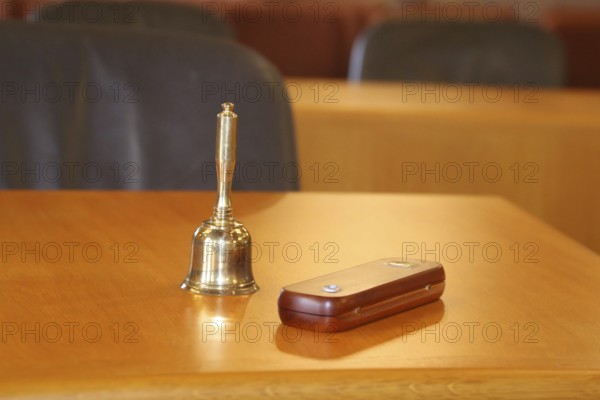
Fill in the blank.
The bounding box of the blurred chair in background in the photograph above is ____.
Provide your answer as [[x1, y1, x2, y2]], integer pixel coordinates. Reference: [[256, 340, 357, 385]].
[[348, 20, 565, 86], [0, 22, 297, 190], [29, 1, 234, 39]]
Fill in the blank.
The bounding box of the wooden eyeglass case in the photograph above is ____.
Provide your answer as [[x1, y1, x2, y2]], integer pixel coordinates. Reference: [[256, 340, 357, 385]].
[[278, 258, 445, 332]]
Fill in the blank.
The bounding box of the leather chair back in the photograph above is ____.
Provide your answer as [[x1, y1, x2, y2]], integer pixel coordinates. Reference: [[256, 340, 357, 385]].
[[349, 21, 565, 86], [0, 22, 297, 190]]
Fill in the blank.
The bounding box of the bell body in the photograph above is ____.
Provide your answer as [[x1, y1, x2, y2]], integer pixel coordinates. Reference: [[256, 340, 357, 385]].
[[181, 102, 259, 296], [181, 217, 258, 295]]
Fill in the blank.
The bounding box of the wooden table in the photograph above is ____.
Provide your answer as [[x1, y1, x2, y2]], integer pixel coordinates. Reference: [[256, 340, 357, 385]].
[[290, 79, 600, 255], [1, 191, 599, 398]]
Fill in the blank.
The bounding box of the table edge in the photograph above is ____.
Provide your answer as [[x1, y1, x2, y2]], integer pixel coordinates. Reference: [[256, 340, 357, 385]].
[[2, 369, 599, 399]]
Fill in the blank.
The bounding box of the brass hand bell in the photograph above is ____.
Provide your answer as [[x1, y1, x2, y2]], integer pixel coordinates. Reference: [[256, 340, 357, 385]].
[[181, 103, 259, 296]]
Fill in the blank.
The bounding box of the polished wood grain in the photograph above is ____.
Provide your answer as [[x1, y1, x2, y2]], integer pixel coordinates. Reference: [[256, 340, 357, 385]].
[[290, 79, 600, 254], [1, 191, 599, 398]]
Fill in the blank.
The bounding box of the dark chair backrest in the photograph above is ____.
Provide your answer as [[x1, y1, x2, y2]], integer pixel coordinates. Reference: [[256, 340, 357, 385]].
[[30, 1, 234, 39], [349, 20, 565, 86], [0, 21, 297, 190]]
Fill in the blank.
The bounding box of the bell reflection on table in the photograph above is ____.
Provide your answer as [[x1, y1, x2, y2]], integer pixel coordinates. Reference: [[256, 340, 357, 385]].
[[185, 294, 252, 326], [181, 103, 259, 296]]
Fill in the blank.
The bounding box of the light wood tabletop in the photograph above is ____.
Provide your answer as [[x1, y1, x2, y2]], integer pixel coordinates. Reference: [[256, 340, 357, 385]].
[[290, 79, 600, 255], [1, 191, 599, 398]]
